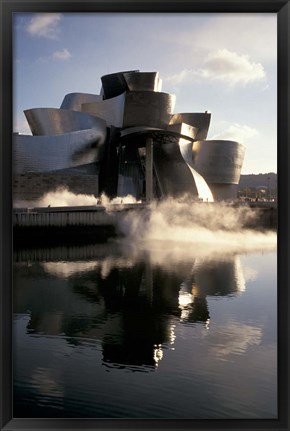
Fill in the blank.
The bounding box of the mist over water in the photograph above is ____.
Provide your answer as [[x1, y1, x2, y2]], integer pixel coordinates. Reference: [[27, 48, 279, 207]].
[[14, 188, 276, 258], [14, 187, 99, 208], [13, 187, 140, 208], [116, 196, 276, 258]]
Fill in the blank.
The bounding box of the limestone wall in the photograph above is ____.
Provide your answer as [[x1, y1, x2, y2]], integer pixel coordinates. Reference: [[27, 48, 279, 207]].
[[13, 173, 98, 201]]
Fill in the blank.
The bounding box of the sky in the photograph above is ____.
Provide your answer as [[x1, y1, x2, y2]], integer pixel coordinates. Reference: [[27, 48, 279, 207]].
[[13, 12, 277, 174]]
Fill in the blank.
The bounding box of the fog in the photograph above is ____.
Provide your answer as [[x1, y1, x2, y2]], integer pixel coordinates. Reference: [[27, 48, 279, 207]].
[[13, 187, 98, 208], [14, 188, 276, 258], [116, 196, 276, 259], [13, 188, 140, 208]]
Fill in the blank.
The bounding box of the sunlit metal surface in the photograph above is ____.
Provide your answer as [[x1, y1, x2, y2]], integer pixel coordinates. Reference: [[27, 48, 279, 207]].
[[119, 126, 212, 201], [14, 69, 247, 203], [123, 91, 176, 128], [60, 93, 103, 111], [82, 93, 126, 127], [153, 137, 213, 201], [166, 122, 197, 140], [13, 128, 106, 174], [169, 112, 211, 140], [192, 140, 245, 200], [153, 138, 197, 198], [83, 90, 176, 129], [24, 108, 107, 136], [179, 138, 214, 201], [193, 140, 246, 184], [123, 71, 162, 92]]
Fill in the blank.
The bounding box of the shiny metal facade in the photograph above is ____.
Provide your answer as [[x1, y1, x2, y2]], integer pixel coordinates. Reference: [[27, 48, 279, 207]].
[[166, 123, 198, 141], [14, 69, 246, 202], [83, 91, 176, 129], [13, 129, 106, 174], [24, 108, 107, 137], [123, 72, 162, 92], [60, 93, 103, 111], [118, 126, 212, 200], [193, 140, 246, 184], [82, 93, 126, 127], [169, 113, 211, 140], [153, 137, 213, 201], [123, 91, 176, 129], [192, 140, 246, 200]]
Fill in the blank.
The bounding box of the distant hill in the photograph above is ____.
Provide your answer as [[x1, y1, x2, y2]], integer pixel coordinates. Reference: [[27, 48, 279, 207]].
[[238, 173, 277, 190]]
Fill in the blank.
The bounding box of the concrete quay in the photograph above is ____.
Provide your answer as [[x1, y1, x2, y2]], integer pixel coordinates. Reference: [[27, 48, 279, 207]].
[[13, 203, 144, 245]]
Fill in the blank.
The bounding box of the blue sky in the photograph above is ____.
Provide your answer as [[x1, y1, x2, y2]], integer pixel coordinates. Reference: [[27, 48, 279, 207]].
[[13, 13, 277, 174]]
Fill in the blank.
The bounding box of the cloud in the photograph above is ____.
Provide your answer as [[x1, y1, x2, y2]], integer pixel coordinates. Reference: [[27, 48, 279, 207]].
[[210, 123, 259, 144], [200, 49, 266, 86], [165, 69, 195, 85], [26, 14, 62, 39], [36, 48, 72, 63], [195, 15, 277, 63], [165, 49, 266, 87], [52, 48, 72, 61]]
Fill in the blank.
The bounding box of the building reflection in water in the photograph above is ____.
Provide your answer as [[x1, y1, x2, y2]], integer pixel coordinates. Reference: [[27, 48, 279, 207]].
[[14, 243, 247, 371]]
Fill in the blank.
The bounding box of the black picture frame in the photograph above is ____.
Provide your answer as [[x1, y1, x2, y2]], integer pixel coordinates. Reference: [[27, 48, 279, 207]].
[[1, 0, 289, 430]]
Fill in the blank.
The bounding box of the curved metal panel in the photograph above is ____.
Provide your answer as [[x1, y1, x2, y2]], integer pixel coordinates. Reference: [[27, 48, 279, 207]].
[[123, 91, 176, 129], [119, 126, 211, 200], [60, 93, 103, 111], [193, 140, 246, 184], [82, 93, 126, 127], [179, 139, 214, 201], [13, 129, 107, 175], [101, 70, 139, 99], [166, 123, 197, 141], [170, 113, 211, 140], [123, 72, 162, 92], [153, 136, 213, 201], [24, 108, 107, 136]]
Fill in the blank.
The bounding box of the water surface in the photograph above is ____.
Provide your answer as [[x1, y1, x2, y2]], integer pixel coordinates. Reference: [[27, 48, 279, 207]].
[[13, 240, 277, 419]]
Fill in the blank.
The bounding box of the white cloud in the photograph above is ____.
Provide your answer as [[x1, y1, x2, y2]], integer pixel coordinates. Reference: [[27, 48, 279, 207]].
[[166, 15, 276, 65], [210, 123, 259, 144], [52, 48, 72, 61], [26, 14, 62, 39], [194, 15, 277, 64], [200, 49, 266, 86], [35, 48, 72, 63], [165, 49, 266, 88], [165, 69, 195, 84]]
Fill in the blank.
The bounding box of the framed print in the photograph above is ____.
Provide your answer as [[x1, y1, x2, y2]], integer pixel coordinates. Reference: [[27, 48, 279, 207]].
[[1, 0, 289, 430]]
